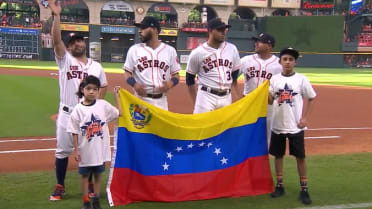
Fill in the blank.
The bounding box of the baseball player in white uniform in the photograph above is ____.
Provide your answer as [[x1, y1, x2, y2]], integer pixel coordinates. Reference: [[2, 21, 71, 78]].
[[48, 0, 108, 201], [123, 16, 181, 110], [186, 18, 241, 114], [240, 33, 282, 143]]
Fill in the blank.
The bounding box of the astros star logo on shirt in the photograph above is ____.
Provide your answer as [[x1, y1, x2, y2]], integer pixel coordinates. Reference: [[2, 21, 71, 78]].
[[276, 83, 298, 106], [80, 114, 105, 142]]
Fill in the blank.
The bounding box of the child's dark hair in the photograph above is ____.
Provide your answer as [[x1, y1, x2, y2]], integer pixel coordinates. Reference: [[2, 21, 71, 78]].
[[76, 75, 101, 98]]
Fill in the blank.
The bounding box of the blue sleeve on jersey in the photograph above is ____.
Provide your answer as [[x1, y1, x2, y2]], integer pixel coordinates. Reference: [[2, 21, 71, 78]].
[[232, 70, 239, 82], [186, 72, 196, 86]]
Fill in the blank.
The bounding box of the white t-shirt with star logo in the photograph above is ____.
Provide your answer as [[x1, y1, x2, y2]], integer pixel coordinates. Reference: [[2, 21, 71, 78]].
[[269, 73, 316, 134], [67, 99, 119, 167]]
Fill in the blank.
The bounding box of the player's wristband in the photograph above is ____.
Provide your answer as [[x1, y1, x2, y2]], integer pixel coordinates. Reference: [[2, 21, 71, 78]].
[[171, 77, 179, 86], [127, 76, 136, 87]]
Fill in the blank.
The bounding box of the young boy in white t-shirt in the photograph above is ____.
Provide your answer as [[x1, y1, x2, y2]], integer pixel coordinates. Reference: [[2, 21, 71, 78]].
[[67, 75, 122, 209], [268, 48, 316, 205]]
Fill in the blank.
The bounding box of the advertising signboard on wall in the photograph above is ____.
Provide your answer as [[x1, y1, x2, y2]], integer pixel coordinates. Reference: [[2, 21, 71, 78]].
[[204, 0, 234, 6], [102, 1, 134, 12], [272, 0, 301, 8], [238, 0, 268, 8]]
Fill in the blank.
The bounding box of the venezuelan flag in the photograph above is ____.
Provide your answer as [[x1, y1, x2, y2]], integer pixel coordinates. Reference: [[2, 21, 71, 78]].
[[107, 81, 273, 206]]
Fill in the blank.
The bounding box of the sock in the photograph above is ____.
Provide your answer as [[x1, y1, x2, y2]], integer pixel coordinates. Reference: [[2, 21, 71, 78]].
[[300, 176, 308, 191], [55, 157, 69, 186], [88, 173, 93, 185], [276, 175, 284, 187], [83, 195, 90, 203]]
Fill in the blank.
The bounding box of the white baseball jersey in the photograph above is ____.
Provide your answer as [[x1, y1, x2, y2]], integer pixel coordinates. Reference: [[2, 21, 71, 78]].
[[186, 41, 241, 90], [123, 42, 181, 94], [55, 50, 108, 159], [270, 73, 316, 134], [240, 54, 282, 95], [56, 50, 108, 108], [67, 99, 119, 167]]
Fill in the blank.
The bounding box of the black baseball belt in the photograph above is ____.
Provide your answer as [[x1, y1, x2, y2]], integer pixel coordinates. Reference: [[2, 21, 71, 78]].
[[62, 105, 72, 113], [145, 93, 163, 99], [201, 86, 231, 96]]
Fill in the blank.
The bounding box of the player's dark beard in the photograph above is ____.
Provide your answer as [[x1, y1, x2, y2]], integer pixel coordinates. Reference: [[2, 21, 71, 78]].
[[141, 32, 152, 43], [71, 48, 86, 57]]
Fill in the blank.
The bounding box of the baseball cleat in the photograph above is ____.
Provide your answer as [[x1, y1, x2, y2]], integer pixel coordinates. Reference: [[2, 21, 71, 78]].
[[49, 184, 65, 201], [92, 197, 102, 209], [299, 189, 312, 205], [270, 186, 285, 198], [83, 201, 92, 209]]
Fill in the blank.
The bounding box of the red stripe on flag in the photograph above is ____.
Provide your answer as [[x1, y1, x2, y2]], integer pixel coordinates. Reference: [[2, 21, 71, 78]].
[[109, 155, 274, 206]]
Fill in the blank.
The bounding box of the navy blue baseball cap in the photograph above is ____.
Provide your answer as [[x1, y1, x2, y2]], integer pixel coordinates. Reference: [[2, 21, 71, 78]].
[[67, 35, 85, 46], [279, 47, 299, 60], [252, 33, 275, 47], [207, 18, 231, 30], [134, 16, 161, 32]]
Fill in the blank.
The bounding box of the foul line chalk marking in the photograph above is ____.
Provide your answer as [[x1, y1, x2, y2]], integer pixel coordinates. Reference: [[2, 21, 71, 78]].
[[0, 138, 56, 143], [308, 127, 372, 131], [305, 136, 340, 139], [0, 135, 114, 143], [0, 146, 116, 154], [293, 202, 372, 209], [0, 148, 56, 154]]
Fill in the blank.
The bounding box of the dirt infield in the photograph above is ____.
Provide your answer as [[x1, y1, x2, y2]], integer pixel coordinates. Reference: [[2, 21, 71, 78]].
[[1, 68, 372, 173]]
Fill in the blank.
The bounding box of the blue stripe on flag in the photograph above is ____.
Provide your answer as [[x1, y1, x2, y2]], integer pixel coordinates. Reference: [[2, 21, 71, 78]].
[[114, 117, 268, 176]]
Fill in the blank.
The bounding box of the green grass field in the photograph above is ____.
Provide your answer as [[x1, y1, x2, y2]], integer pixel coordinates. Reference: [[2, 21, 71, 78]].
[[1, 61, 372, 137], [0, 75, 114, 138], [0, 59, 124, 73], [1, 60, 372, 87], [1, 153, 372, 209]]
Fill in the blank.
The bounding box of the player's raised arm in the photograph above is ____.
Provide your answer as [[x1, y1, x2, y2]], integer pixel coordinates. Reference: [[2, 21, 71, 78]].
[[48, 0, 65, 58]]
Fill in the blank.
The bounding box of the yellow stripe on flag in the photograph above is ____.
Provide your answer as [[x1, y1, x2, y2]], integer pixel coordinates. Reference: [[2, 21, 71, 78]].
[[118, 81, 269, 140]]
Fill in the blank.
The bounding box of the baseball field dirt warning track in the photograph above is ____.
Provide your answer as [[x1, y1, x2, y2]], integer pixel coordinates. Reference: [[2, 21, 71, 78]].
[[0, 69, 372, 173]]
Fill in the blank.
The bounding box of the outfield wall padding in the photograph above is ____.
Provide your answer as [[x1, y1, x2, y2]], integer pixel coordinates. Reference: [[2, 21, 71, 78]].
[[264, 16, 344, 53]]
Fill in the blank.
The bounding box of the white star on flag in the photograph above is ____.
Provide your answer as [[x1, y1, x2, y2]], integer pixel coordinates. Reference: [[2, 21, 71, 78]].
[[162, 162, 169, 170], [214, 148, 221, 156], [176, 146, 183, 152], [220, 157, 228, 165], [166, 152, 173, 160], [207, 142, 213, 148], [199, 142, 205, 147], [187, 143, 194, 149]]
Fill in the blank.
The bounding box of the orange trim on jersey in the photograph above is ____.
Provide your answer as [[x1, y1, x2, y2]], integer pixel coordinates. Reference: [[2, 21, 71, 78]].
[[201, 42, 227, 89], [264, 56, 279, 78], [201, 42, 214, 52], [141, 44, 156, 91], [186, 70, 196, 75], [123, 66, 134, 73], [232, 64, 242, 71], [259, 56, 278, 89], [55, 49, 68, 60], [156, 43, 167, 85], [218, 42, 227, 89], [252, 54, 262, 88], [171, 69, 181, 75]]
